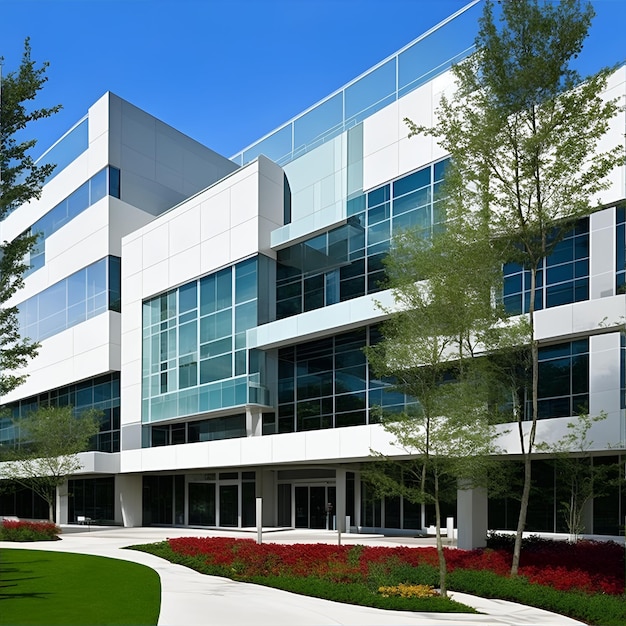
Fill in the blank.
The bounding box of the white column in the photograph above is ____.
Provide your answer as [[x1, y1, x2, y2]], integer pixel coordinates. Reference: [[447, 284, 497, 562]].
[[247, 408, 263, 437], [56, 480, 69, 525], [354, 472, 362, 528], [116, 474, 143, 527], [456, 485, 488, 550]]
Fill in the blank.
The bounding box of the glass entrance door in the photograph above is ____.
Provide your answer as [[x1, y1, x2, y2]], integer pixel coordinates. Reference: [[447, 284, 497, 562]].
[[309, 486, 327, 529], [293, 485, 336, 528], [188, 483, 215, 526], [219, 484, 238, 527]]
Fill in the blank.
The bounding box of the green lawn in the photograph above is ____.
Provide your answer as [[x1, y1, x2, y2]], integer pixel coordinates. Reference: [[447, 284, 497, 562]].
[[0, 548, 160, 626]]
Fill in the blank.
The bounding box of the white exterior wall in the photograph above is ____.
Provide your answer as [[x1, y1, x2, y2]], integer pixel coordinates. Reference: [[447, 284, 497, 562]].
[[118, 65, 626, 473], [1, 91, 240, 405], [121, 423, 397, 474], [119, 156, 284, 457], [1, 50, 624, 534]]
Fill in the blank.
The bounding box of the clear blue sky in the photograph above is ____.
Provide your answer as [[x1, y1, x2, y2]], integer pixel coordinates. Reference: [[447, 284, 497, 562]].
[[2, 0, 625, 160]]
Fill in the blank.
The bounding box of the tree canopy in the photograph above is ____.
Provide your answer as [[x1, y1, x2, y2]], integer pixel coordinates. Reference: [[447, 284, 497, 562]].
[[0, 405, 99, 522], [0, 39, 61, 395], [398, 0, 625, 575]]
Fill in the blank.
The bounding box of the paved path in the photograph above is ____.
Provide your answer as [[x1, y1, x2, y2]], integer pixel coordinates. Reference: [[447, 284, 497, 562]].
[[1, 526, 585, 626]]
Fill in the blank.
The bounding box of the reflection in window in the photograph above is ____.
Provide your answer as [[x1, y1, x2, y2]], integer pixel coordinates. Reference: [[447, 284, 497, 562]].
[[17, 257, 121, 343], [1, 373, 121, 453], [616, 207, 626, 293], [533, 339, 589, 419], [275, 327, 416, 434], [144, 414, 246, 447], [142, 256, 270, 423], [276, 159, 448, 319], [26, 167, 121, 276], [503, 218, 589, 315]]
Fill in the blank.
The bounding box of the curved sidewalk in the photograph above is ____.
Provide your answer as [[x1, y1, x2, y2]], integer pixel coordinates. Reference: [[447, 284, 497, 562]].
[[1, 526, 585, 626]]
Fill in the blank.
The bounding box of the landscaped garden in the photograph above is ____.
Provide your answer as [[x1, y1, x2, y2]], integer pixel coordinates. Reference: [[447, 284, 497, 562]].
[[0, 548, 160, 626], [0, 520, 60, 542], [131, 534, 626, 626]]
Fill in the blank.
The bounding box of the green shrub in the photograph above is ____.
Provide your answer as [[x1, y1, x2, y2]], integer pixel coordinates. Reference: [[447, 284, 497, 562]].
[[366, 557, 438, 589], [448, 568, 626, 626], [250, 575, 474, 613]]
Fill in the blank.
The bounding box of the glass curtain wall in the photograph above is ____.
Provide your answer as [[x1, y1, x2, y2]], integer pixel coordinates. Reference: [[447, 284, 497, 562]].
[[1, 373, 121, 453], [26, 166, 121, 275], [18, 257, 121, 343], [142, 257, 269, 424], [503, 218, 589, 314], [276, 327, 415, 433], [276, 159, 448, 319]]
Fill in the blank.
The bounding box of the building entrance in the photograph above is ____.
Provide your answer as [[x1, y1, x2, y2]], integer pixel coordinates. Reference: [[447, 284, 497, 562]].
[[294, 485, 336, 529]]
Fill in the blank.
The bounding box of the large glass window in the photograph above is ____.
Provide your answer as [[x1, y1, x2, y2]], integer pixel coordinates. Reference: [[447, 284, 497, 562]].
[[0, 373, 121, 453], [26, 167, 121, 275], [27, 118, 89, 189], [503, 218, 589, 315], [68, 477, 115, 523], [275, 327, 415, 434], [17, 257, 121, 343], [534, 339, 589, 419], [276, 159, 448, 319], [142, 257, 270, 423], [144, 414, 246, 447]]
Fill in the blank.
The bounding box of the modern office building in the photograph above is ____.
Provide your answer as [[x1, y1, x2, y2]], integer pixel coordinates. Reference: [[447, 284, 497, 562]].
[[1, 1, 624, 546]]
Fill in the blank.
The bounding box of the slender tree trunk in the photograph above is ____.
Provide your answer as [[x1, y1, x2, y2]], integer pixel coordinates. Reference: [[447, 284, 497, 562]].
[[511, 264, 539, 576], [511, 452, 531, 575], [434, 470, 447, 597]]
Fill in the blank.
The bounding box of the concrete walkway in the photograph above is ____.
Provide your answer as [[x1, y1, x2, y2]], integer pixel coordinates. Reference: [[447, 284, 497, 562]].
[[0, 526, 585, 626]]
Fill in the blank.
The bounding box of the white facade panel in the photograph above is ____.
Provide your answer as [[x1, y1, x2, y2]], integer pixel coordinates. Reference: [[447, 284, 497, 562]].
[[75, 451, 121, 474], [3, 313, 119, 403], [249, 290, 394, 350]]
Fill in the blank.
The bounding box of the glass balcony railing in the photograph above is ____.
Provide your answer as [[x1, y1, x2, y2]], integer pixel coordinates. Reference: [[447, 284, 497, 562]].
[[231, 1, 481, 167]]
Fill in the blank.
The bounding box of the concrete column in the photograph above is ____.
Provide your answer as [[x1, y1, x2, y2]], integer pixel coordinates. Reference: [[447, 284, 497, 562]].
[[456, 485, 488, 550], [335, 468, 346, 533], [247, 408, 263, 437], [56, 480, 69, 525], [116, 474, 143, 527], [353, 471, 362, 528]]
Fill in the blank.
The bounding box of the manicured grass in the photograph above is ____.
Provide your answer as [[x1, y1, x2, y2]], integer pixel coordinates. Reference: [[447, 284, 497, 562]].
[[0, 549, 160, 626]]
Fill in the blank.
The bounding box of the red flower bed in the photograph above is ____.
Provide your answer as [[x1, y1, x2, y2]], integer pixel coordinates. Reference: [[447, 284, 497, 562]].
[[167, 536, 624, 595], [0, 520, 60, 541]]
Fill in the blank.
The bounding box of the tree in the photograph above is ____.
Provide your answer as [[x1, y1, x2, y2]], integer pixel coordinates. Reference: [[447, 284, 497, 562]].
[[407, 0, 625, 575], [365, 226, 502, 597], [0, 405, 99, 522], [0, 38, 61, 394]]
